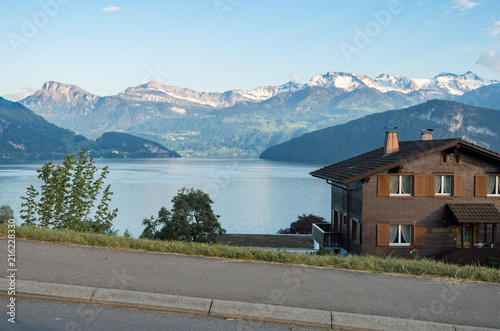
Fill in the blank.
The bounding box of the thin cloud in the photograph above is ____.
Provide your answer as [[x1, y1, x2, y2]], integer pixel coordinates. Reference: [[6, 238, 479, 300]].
[[488, 21, 500, 36], [452, 0, 478, 11], [457, 46, 472, 52], [1, 86, 38, 101], [289, 73, 301, 82], [476, 50, 500, 73], [102, 6, 122, 12]]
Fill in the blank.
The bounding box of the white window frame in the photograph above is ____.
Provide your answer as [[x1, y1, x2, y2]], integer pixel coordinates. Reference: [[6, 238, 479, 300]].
[[435, 175, 452, 196], [390, 175, 412, 196], [389, 224, 412, 246], [487, 175, 500, 196]]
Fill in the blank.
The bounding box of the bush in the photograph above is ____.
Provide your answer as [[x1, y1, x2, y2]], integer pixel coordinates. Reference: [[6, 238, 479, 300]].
[[19, 148, 118, 234], [486, 257, 500, 269], [0, 205, 14, 223], [278, 213, 327, 234], [141, 187, 226, 243]]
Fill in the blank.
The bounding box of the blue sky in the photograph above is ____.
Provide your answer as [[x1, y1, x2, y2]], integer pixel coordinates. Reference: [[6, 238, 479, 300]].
[[1, 0, 500, 100]]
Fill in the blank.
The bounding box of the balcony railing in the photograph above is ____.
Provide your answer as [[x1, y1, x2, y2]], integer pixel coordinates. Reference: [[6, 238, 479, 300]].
[[312, 223, 342, 248]]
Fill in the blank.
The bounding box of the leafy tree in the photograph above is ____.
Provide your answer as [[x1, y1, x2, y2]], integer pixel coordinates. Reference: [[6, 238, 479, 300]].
[[277, 214, 327, 234], [0, 205, 14, 223], [20, 148, 118, 234], [140, 187, 225, 243]]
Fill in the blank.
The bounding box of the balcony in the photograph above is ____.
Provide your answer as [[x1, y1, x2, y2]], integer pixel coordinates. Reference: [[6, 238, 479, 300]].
[[312, 223, 342, 248]]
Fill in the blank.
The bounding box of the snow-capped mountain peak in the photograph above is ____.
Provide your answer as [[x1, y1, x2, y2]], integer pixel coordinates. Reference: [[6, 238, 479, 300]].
[[305, 71, 497, 96], [21, 71, 498, 110]]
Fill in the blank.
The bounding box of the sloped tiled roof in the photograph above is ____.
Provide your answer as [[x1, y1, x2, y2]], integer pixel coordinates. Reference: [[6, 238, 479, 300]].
[[448, 204, 500, 224], [310, 138, 459, 185], [311, 137, 500, 185]]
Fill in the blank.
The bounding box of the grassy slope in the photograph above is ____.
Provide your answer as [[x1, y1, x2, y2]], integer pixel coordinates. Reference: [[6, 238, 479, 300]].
[[2, 224, 498, 283]]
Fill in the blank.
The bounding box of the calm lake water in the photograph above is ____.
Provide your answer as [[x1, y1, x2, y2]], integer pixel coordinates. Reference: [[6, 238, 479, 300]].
[[0, 158, 331, 238]]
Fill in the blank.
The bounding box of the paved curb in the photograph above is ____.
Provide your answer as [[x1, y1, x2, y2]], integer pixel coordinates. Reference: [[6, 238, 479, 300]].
[[1, 279, 496, 330]]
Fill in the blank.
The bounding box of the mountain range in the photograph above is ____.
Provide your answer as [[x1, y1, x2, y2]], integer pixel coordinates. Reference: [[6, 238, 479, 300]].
[[259, 100, 500, 164], [0, 97, 180, 159], [17, 71, 500, 157]]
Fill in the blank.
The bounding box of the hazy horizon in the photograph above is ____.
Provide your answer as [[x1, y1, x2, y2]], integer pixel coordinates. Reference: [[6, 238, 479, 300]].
[[1, 0, 500, 100]]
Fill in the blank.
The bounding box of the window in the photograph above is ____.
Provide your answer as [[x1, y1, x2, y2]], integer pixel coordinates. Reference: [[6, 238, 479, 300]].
[[351, 219, 361, 244], [390, 175, 412, 196], [441, 153, 448, 164], [487, 175, 500, 196], [333, 210, 340, 232], [454, 154, 460, 164], [435, 175, 452, 195], [389, 224, 412, 246], [377, 224, 425, 247]]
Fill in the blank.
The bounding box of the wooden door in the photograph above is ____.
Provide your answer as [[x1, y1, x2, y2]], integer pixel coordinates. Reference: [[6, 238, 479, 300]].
[[457, 224, 475, 248]]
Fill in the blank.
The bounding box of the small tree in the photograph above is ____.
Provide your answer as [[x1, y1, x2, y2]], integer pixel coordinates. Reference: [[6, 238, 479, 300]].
[[20, 147, 118, 234], [141, 187, 225, 243], [0, 205, 14, 223], [277, 213, 327, 234]]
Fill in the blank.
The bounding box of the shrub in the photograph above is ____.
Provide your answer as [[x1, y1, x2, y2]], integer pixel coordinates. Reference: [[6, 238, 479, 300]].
[[19, 148, 118, 234], [486, 257, 500, 269], [141, 187, 226, 243], [0, 205, 14, 223], [278, 213, 327, 234]]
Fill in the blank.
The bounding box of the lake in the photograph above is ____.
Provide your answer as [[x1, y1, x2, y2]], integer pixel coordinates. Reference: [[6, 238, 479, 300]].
[[0, 158, 331, 238]]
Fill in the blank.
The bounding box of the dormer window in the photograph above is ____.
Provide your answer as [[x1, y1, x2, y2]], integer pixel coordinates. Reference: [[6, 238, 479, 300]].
[[487, 175, 500, 196], [390, 175, 412, 196]]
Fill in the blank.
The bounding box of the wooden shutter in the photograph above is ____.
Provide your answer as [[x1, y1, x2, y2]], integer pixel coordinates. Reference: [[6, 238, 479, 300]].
[[414, 175, 434, 196], [453, 175, 463, 197], [475, 175, 487, 197], [378, 175, 390, 196], [414, 175, 424, 196], [413, 225, 426, 247], [425, 175, 435, 197], [377, 224, 389, 246]]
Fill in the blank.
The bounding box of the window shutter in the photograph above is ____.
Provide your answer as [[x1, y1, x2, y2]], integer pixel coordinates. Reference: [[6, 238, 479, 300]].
[[414, 225, 426, 247], [377, 175, 390, 196], [453, 175, 463, 197], [425, 175, 435, 197], [475, 175, 487, 197], [414, 175, 426, 196], [377, 224, 389, 246]]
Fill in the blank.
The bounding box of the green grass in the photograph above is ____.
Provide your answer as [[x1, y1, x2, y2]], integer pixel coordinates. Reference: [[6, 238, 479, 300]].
[[2, 224, 499, 283]]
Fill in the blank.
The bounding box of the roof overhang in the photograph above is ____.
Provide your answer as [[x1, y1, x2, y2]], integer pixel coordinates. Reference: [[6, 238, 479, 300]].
[[448, 204, 500, 224], [341, 139, 460, 185]]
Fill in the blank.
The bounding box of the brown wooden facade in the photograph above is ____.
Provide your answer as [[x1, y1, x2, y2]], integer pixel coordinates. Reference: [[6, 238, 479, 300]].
[[311, 137, 500, 264]]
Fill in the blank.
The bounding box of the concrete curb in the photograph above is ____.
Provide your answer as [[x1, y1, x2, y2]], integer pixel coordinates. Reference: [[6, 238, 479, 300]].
[[1, 279, 496, 330]]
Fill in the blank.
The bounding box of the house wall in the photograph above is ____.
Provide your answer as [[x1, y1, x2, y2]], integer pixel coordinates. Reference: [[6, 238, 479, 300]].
[[360, 150, 500, 258], [331, 181, 363, 254]]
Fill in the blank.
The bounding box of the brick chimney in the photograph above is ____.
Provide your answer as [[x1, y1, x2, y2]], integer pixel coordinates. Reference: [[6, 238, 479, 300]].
[[420, 129, 434, 141], [383, 127, 399, 155]]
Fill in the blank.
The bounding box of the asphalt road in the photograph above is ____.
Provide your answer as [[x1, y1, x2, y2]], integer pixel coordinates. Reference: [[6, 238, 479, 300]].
[[1, 238, 499, 329], [0, 297, 329, 331]]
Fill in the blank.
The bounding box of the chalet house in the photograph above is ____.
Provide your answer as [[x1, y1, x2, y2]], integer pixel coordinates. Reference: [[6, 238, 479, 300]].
[[310, 129, 500, 264]]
